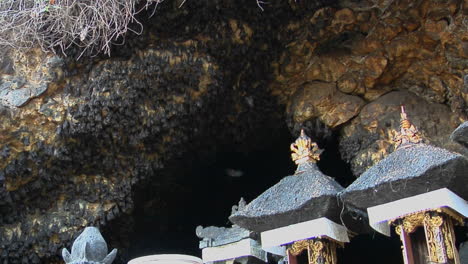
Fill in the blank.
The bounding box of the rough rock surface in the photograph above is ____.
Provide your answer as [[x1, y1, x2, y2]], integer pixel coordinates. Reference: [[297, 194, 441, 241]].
[[0, 49, 64, 108], [0, 0, 467, 263], [287, 81, 365, 128], [272, 0, 468, 173], [339, 91, 464, 175], [451, 121, 468, 148], [0, 41, 221, 262]]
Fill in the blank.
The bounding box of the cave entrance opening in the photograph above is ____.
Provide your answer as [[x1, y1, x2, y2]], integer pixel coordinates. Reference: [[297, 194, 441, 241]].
[[124, 123, 295, 260], [104, 124, 404, 264]]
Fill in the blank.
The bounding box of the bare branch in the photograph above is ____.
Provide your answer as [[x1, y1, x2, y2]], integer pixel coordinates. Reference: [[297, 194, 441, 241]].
[[178, 0, 187, 8], [256, 0, 269, 11]]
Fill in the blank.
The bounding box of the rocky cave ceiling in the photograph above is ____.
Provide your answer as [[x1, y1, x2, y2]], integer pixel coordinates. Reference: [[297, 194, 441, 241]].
[[0, 0, 467, 263]]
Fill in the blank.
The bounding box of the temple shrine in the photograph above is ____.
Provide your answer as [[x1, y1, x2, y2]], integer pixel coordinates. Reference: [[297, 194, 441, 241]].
[[339, 107, 468, 264], [229, 130, 350, 264], [61, 111, 468, 264], [193, 108, 468, 264]]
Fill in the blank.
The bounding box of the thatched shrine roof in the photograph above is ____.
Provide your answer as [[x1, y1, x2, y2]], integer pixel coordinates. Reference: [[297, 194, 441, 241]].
[[340, 143, 468, 210], [229, 131, 344, 232], [340, 107, 468, 211]]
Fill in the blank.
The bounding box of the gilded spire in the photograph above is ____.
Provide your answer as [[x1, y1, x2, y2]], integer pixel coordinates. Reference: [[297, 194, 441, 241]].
[[290, 129, 323, 164], [394, 106, 422, 148]]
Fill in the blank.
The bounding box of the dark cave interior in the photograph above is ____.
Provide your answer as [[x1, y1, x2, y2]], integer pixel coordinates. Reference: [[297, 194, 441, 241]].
[[124, 123, 297, 260]]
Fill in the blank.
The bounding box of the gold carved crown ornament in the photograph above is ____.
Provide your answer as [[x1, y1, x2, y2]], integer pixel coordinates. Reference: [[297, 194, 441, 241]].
[[290, 129, 323, 164], [394, 106, 422, 148]]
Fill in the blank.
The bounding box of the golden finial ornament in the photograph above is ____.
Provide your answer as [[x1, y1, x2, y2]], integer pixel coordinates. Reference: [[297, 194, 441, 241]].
[[394, 106, 422, 148], [290, 129, 323, 164]]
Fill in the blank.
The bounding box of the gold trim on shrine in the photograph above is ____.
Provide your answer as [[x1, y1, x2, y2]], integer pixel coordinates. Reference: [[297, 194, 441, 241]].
[[390, 208, 462, 264], [287, 238, 339, 264], [290, 129, 323, 164]]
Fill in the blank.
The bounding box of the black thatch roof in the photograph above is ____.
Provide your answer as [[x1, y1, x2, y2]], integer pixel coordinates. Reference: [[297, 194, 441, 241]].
[[339, 143, 468, 210], [229, 162, 344, 232], [451, 121, 468, 149]]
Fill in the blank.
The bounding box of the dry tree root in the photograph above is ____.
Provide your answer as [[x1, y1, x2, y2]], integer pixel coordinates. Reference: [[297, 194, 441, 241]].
[[0, 0, 271, 58], [0, 0, 145, 58]]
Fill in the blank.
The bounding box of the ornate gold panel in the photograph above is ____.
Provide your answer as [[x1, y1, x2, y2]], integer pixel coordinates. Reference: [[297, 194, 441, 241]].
[[288, 239, 311, 256], [394, 212, 426, 235], [390, 208, 462, 264], [287, 238, 338, 264], [424, 213, 447, 263]]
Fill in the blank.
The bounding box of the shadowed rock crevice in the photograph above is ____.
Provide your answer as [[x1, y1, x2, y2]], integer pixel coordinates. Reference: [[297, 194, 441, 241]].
[[104, 123, 296, 263]]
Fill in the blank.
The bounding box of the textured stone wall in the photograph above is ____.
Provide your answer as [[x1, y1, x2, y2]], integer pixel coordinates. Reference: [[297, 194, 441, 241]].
[[0, 42, 218, 262], [272, 0, 467, 174], [0, 1, 300, 261]]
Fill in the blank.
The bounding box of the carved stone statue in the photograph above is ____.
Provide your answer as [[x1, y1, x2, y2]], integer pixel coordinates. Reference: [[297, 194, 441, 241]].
[[230, 197, 247, 215], [62, 227, 117, 264], [195, 225, 226, 240]]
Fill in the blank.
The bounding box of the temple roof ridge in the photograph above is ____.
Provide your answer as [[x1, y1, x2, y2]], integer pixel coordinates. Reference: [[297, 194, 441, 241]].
[[229, 130, 344, 232], [394, 105, 423, 148], [290, 129, 323, 165]]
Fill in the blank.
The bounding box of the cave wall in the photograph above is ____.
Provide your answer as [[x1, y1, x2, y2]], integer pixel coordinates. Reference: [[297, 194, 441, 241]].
[[0, 0, 467, 263], [273, 0, 468, 174]]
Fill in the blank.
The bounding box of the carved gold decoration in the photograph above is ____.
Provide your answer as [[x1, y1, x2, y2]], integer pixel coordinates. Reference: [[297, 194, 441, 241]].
[[394, 106, 422, 148], [288, 239, 311, 256], [395, 225, 402, 236], [390, 208, 463, 264], [390, 207, 464, 232], [423, 212, 460, 263], [308, 240, 337, 264], [442, 219, 455, 260], [308, 240, 321, 263], [424, 213, 447, 263], [322, 241, 337, 264], [287, 239, 338, 264], [438, 207, 465, 226], [290, 129, 323, 164], [394, 211, 426, 235]]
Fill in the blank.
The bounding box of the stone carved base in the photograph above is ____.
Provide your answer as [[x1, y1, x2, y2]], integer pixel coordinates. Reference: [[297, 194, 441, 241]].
[[62, 227, 117, 264]]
